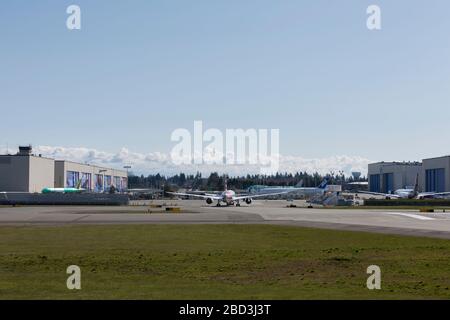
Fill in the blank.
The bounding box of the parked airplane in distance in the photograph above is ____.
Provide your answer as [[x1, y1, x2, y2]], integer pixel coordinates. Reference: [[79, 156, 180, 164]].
[[248, 178, 330, 198], [41, 180, 85, 194], [359, 174, 450, 199], [246, 180, 304, 194], [167, 179, 297, 206]]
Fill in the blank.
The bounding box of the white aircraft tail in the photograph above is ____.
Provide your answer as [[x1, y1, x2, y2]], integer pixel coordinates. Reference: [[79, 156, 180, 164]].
[[414, 173, 419, 194], [317, 178, 329, 189]]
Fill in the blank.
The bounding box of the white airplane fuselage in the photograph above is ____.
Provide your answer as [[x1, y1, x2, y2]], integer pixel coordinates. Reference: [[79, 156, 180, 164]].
[[295, 187, 326, 197], [391, 189, 415, 199], [247, 180, 329, 199], [206, 190, 248, 206], [393, 189, 450, 199], [371, 188, 415, 199], [220, 190, 236, 205]]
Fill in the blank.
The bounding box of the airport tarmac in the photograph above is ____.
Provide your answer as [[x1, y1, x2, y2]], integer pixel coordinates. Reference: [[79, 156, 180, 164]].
[[1, 200, 450, 239]]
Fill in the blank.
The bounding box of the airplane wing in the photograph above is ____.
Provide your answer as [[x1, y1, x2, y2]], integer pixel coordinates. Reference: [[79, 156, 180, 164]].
[[173, 190, 220, 197], [417, 191, 450, 199], [232, 191, 291, 201], [166, 192, 222, 200], [356, 191, 401, 198]]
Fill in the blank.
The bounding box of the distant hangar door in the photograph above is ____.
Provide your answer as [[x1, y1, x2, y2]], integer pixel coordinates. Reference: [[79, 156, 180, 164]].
[[369, 174, 380, 192], [383, 173, 394, 194], [426, 168, 445, 192]]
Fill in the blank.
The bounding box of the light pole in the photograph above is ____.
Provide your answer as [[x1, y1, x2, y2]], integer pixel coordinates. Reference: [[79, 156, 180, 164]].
[[123, 165, 131, 192]]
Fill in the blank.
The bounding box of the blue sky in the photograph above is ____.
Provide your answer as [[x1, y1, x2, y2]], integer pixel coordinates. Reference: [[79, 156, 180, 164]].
[[1, 1, 450, 173]]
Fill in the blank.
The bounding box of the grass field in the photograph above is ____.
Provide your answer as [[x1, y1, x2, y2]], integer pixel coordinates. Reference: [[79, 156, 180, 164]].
[[0, 224, 449, 299]]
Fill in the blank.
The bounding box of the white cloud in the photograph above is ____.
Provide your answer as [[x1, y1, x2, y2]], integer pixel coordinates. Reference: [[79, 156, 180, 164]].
[[1, 145, 371, 177]]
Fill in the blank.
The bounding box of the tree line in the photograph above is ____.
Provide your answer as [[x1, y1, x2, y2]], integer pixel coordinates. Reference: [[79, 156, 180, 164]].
[[128, 171, 367, 191]]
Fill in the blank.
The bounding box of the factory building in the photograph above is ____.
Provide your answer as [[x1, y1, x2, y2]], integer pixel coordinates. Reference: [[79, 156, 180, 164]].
[[55, 160, 128, 193], [422, 156, 450, 193], [0, 146, 55, 193], [368, 161, 422, 193], [0, 146, 127, 193]]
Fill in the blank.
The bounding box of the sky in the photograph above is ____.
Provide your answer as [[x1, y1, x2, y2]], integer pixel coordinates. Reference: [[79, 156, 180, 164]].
[[1, 1, 449, 175]]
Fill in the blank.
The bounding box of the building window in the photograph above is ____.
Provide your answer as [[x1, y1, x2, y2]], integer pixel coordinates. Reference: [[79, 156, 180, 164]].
[[426, 168, 445, 192], [369, 174, 380, 192], [114, 176, 121, 192], [94, 174, 104, 192], [104, 175, 112, 192], [66, 171, 80, 188], [121, 177, 128, 191], [81, 173, 92, 190]]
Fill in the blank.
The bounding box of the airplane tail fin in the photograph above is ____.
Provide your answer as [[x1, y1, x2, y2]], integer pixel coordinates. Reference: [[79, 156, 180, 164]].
[[414, 173, 419, 194], [317, 178, 329, 189], [295, 179, 304, 187]]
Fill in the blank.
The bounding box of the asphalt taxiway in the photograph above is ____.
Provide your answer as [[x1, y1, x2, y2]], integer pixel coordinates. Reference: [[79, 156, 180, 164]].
[[1, 200, 450, 239]]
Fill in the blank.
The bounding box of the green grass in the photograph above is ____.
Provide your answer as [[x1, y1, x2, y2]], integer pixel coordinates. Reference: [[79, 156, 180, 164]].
[[0, 224, 449, 299]]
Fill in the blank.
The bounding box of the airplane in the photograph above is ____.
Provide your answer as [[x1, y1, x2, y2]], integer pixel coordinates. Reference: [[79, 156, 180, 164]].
[[358, 174, 450, 199], [246, 180, 304, 194], [41, 180, 85, 194], [167, 179, 297, 206], [247, 178, 331, 199]]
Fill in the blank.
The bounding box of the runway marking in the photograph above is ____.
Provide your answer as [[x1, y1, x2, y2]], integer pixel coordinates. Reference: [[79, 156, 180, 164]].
[[384, 212, 435, 221]]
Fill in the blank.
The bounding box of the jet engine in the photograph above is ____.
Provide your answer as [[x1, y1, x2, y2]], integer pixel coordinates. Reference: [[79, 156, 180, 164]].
[[206, 198, 213, 204], [245, 198, 252, 204]]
